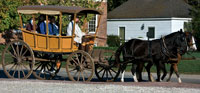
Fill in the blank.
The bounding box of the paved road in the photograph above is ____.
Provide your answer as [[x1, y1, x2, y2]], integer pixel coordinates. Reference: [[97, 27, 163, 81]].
[[55, 68, 200, 84], [1, 68, 200, 84], [0, 68, 200, 93]]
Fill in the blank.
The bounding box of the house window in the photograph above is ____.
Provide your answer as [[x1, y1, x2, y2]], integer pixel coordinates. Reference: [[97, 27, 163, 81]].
[[147, 27, 155, 38], [119, 27, 125, 41], [89, 15, 97, 32]]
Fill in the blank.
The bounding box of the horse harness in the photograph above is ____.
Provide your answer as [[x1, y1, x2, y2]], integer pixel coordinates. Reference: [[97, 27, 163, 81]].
[[160, 36, 186, 63]]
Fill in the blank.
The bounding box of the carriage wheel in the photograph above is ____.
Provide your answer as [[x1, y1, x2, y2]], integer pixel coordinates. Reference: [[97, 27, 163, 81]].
[[95, 52, 120, 82], [2, 40, 35, 79], [66, 50, 94, 81], [32, 53, 62, 80]]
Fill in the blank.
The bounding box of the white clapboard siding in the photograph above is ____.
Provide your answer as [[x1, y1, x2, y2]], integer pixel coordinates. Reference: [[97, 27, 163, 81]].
[[107, 18, 191, 41]]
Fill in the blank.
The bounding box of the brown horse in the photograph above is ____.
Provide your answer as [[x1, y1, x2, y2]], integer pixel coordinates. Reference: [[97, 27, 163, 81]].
[[115, 30, 192, 82]]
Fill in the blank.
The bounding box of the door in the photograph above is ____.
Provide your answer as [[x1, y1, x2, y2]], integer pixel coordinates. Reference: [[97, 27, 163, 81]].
[[147, 27, 155, 39], [119, 27, 125, 41]]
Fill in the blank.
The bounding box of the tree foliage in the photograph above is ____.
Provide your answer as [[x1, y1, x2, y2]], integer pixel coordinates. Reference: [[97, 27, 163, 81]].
[[0, 0, 38, 32], [188, 0, 200, 50], [0, 0, 102, 33]]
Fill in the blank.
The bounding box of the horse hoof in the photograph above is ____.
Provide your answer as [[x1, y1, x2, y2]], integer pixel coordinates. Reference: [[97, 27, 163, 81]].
[[178, 78, 182, 83]]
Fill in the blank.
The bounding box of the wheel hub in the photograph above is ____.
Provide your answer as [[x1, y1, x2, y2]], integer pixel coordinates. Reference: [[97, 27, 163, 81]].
[[78, 64, 84, 71], [17, 56, 22, 64]]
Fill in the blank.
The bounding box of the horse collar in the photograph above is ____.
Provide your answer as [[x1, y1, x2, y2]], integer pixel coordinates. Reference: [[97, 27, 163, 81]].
[[161, 37, 177, 58]]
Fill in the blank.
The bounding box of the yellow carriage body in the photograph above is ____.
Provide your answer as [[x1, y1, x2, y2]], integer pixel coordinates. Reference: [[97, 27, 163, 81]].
[[22, 29, 78, 53], [17, 5, 102, 53]]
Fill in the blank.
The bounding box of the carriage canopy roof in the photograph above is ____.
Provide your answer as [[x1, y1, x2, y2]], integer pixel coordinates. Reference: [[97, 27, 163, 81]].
[[17, 5, 102, 15]]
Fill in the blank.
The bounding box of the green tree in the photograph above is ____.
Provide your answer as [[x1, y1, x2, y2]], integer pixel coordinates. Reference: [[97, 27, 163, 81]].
[[0, 0, 38, 32], [0, 0, 102, 33], [189, 0, 200, 50]]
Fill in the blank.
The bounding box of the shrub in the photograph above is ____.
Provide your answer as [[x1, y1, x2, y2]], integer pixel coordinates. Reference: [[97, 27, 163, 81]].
[[107, 35, 121, 47]]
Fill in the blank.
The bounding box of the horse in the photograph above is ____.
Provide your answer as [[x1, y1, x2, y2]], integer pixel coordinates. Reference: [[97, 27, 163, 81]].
[[145, 31, 197, 83], [115, 30, 190, 82]]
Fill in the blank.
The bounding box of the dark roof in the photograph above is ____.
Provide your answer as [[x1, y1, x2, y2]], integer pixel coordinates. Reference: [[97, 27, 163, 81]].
[[18, 5, 102, 15], [108, 0, 192, 19]]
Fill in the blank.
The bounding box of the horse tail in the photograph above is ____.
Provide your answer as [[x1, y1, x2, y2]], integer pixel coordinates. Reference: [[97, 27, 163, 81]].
[[115, 43, 125, 67]]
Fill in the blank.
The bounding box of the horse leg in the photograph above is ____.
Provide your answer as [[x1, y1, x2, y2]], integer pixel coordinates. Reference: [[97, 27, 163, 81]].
[[173, 64, 181, 83], [121, 70, 125, 82], [167, 53, 181, 83], [131, 63, 138, 82], [137, 63, 144, 82], [145, 62, 154, 82], [156, 62, 162, 82], [167, 64, 174, 82], [161, 63, 167, 81], [120, 63, 127, 82]]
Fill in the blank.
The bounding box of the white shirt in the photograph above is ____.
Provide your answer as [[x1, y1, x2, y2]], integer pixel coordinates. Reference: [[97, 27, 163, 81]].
[[67, 21, 85, 43]]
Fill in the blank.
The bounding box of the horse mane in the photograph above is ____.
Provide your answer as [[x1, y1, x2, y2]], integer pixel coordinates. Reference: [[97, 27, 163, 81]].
[[163, 31, 182, 39]]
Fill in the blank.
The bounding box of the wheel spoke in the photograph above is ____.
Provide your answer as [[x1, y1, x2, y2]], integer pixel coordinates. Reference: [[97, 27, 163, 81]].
[[77, 71, 81, 81], [69, 69, 76, 72], [97, 67, 104, 74], [6, 50, 17, 59], [10, 44, 17, 57], [110, 68, 117, 74], [16, 43, 19, 56], [34, 63, 43, 71], [83, 70, 89, 78], [46, 64, 50, 71], [12, 65, 18, 77], [18, 64, 20, 79], [101, 70, 106, 78], [73, 70, 78, 77], [80, 54, 84, 64], [75, 54, 81, 64], [71, 57, 79, 65], [81, 71, 85, 81], [7, 64, 16, 73], [19, 45, 24, 56], [108, 70, 114, 78], [21, 48, 28, 57], [35, 62, 41, 65], [106, 70, 108, 80], [20, 65, 26, 77], [4, 61, 14, 67], [22, 64, 29, 70]]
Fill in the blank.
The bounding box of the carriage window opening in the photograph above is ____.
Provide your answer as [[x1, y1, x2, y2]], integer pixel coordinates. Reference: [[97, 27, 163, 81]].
[[88, 15, 97, 32], [147, 27, 155, 38], [119, 27, 125, 41]]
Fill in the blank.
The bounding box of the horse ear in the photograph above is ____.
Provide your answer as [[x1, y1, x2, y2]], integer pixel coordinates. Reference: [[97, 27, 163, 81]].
[[180, 29, 183, 33]]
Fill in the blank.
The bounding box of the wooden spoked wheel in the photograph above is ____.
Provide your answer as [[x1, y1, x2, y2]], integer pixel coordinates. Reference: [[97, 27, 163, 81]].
[[2, 40, 35, 79], [66, 50, 94, 81], [95, 53, 120, 82], [32, 53, 62, 80], [33, 61, 61, 80]]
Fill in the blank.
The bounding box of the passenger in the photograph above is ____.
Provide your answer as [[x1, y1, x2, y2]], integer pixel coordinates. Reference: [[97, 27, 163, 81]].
[[37, 15, 46, 34], [26, 19, 33, 31], [26, 18, 37, 33], [48, 16, 59, 36], [66, 16, 86, 44]]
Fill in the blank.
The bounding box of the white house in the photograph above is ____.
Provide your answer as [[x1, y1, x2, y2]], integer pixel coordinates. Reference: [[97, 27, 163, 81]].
[[107, 0, 192, 41]]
